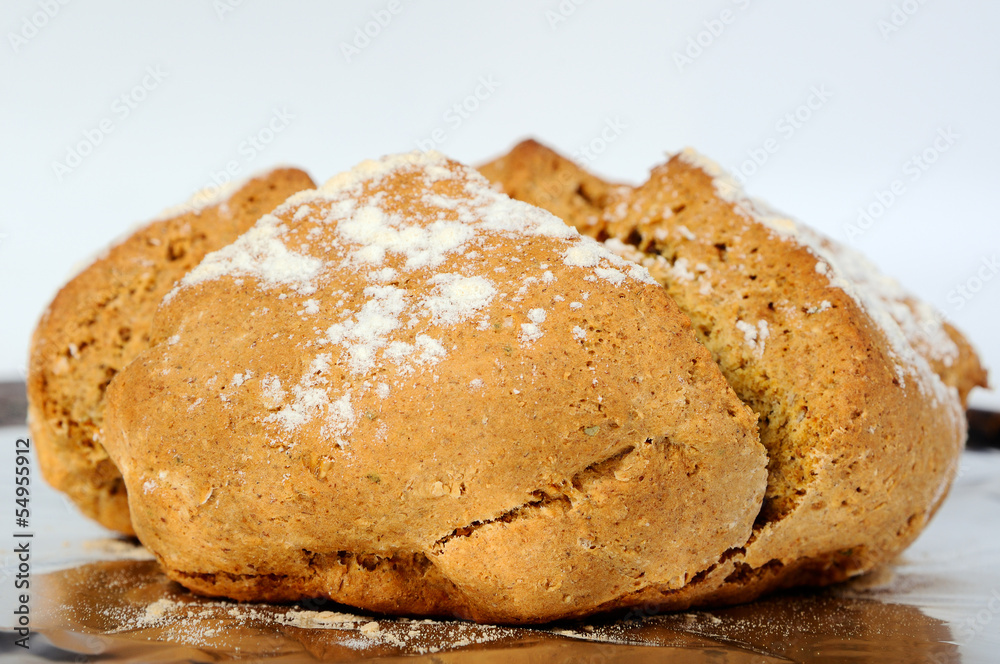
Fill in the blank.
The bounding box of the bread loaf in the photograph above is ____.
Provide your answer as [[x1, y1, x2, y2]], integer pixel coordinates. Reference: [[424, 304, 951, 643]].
[[34, 139, 987, 624], [102, 151, 768, 623]]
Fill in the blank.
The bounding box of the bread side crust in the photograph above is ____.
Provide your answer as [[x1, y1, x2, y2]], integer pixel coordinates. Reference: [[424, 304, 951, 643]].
[[27, 168, 315, 534], [479, 140, 980, 612], [601, 155, 965, 609]]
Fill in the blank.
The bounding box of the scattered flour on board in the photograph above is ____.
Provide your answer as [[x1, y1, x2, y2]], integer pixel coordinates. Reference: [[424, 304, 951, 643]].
[[108, 596, 521, 655], [80, 538, 155, 560]]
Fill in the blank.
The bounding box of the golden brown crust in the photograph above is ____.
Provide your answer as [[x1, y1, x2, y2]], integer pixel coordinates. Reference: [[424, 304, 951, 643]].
[[479, 141, 987, 404], [103, 153, 767, 623], [167, 551, 467, 619], [606, 155, 965, 609], [787, 228, 988, 406], [27, 168, 315, 534], [934, 322, 988, 403], [478, 140, 629, 238], [480, 141, 979, 613], [56, 142, 984, 623]]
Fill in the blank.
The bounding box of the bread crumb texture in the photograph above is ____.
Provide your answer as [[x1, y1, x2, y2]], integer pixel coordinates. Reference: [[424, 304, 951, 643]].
[[103, 151, 766, 623]]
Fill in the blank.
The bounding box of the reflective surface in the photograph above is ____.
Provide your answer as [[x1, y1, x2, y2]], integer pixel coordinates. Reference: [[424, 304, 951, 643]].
[[21, 560, 964, 662], [2, 425, 998, 663]]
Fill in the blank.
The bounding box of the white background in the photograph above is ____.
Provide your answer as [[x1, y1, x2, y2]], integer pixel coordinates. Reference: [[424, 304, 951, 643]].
[[1, 0, 997, 409]]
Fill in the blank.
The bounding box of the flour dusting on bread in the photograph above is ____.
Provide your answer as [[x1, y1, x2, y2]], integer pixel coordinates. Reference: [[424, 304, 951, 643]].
[[167, 217, 324, 301], [678, 148, 961, 408], [103, 149, 766, 623], [166, 151, 659, 443]]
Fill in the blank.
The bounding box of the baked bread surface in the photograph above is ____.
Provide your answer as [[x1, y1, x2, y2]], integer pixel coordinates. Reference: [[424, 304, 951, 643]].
[[28, 168, 315, 534], [481, 140, 985, 610], [103, 151, 767, 623]]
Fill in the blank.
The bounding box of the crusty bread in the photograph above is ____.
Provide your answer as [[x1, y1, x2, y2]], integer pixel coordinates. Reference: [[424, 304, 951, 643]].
[[478, 139, 630, 235], [481, 140, 987, 405], [480, 140, 987, 611], [28, 168, 315, 534], [102, 151, 767, 623]]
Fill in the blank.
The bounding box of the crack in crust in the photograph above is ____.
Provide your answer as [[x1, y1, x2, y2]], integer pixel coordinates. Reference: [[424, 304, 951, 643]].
[[478, 139, 979, 617], [172, 549, 438, 585], [167, 549, 468, 618], [431, 442, 642, 552], [104, 151, 768, 623]]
